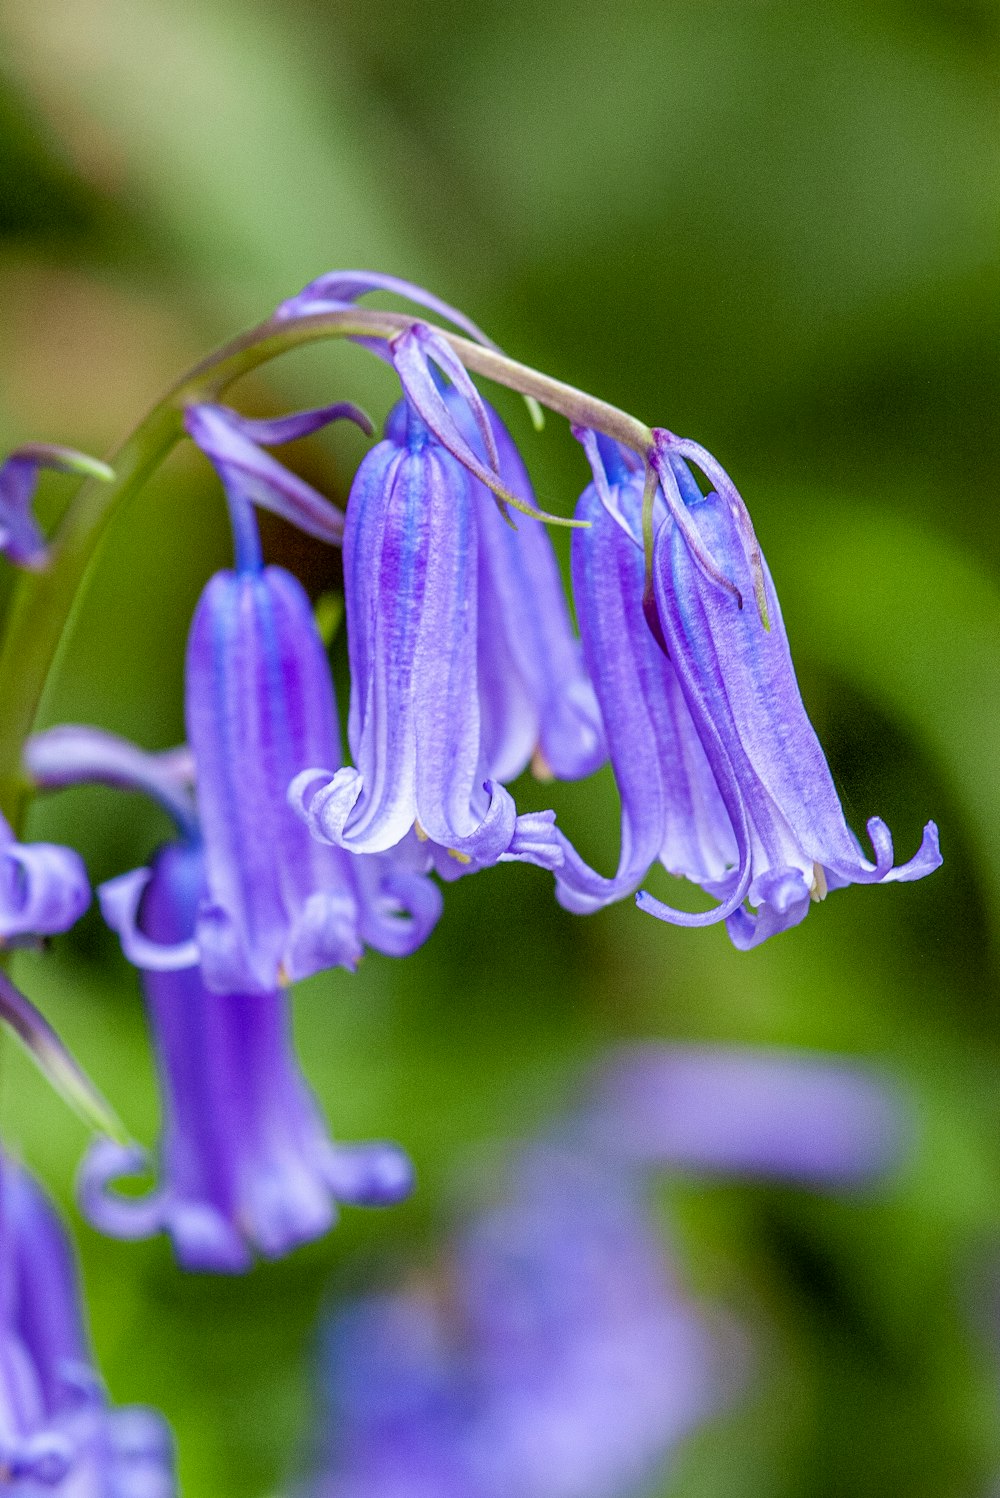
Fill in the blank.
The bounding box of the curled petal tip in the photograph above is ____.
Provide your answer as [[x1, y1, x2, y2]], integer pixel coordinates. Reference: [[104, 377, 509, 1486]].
[[864, 816, 942, 884], [288, 765, 363, 846], [324, 1143, 415, 1207]]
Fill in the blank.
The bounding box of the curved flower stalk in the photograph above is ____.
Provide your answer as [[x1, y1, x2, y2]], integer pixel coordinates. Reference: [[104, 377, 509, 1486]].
[[0, 1152, 175, 1494], [642, 430, 941, 948], [0, 270, 942, 962], [0, 445, 113, 571], [95, 406, 442, 995], [290, 399, 565, 876], [82, 840, 414, 1273]]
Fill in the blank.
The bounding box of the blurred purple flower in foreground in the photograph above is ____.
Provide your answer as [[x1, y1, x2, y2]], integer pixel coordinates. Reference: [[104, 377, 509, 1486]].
[[300, 1044, 905, 1498], [0, 1153, 174, 1495]]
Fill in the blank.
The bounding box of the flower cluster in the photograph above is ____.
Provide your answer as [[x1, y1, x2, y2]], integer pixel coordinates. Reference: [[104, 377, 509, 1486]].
[[299, 1044, 903, 1498], [0, 273, 943, 1488], [0, 275, 941, 1258]]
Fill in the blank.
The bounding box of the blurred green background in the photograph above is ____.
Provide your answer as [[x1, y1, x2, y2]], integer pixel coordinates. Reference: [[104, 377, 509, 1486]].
[[0, 0, 997, 1493]]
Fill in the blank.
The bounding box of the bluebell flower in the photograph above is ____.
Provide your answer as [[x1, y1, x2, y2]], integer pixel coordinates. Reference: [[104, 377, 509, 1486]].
[[94, 402, 441, 994], [552, 430, 940, 946], [552, 434, 744, 924], [438, 389, 604, 785], [81, 837, 414, 1273], [0, 1152, 175, 1494], [0, 444, 113, 569], [639, 429, 942, 947], [289, 395, 568, 875]]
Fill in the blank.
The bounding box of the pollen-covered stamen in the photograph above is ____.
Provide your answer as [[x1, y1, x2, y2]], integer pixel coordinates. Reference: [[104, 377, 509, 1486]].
[[531, 746, 554, 781], [810, 863, 829, 902], [661, 432, 770, 631], [649, 432, 743, 611]]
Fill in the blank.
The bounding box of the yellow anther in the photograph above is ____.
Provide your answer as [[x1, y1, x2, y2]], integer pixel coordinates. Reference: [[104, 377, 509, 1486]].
[[531, 745, 554, 782], [447, 848, 471, 865], [809, 863, 828, 903], [413, 820, 429, 842]]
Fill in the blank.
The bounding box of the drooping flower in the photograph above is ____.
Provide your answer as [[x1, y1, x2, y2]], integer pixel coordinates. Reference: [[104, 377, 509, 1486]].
[[289, 395, 566, 876], [551, 434, 744, 923], [94, 402, 441, 995], [27, 724, 416, 1270], [0, 444, 113, 569], [548, 429, 940, 945], [81, 838, 414, 1273], [0, 1151, 175, 1494], [640, 429, 941, 948]]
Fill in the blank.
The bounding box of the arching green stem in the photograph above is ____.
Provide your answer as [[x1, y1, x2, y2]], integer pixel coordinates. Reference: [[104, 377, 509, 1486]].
[[0, 306, 654, 826]]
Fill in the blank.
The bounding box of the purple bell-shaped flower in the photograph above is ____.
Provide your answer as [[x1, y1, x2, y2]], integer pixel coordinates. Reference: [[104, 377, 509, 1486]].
[[552, 434, 742, 923], [82, 838, 414, 1273], [641, 430, 941, 947], [290, 396, 567, 876], [96, 402, 442, 994], [552, 430, 941, 947]]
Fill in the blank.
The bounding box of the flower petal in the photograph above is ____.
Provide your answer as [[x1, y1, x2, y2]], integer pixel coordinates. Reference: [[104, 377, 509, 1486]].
[[554, 449, 744, 919], [99, 867, 201, 971], [0, 837, 90, 941], [391, 326, 574, 526], [184, 403, 351, 546], [26, 725, 197, 839], [0, 445, 113, 569]]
